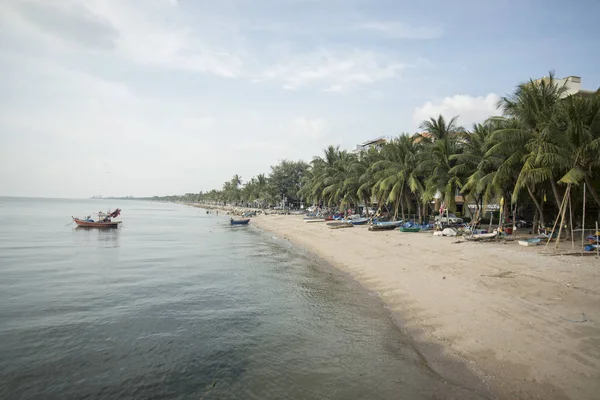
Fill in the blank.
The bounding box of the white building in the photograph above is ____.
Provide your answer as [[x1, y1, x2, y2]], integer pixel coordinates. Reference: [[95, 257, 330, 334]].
[[352, 136, 391, 154], [533, 75, 596, 98]]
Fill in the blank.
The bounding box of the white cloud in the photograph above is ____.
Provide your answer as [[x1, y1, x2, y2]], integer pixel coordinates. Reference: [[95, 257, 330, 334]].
[[260, 49, 406, 91], [412, 93, 501, 128], [3, 0, 244, 77], [359, 21, 443, 40]]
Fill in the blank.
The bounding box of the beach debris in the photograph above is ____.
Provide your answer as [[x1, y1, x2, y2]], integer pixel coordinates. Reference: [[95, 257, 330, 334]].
[[560, 313, 588, 323]]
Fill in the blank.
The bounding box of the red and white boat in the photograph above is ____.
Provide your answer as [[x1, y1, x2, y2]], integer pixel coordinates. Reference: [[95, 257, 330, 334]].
[[72, 208, 122, 228]]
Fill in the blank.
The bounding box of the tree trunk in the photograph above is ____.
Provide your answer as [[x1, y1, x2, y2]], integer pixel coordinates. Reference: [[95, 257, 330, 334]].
[[400, 196, 405, 221], [584, 175, 600, 208], [527, 184, 545, 231], [550, 179, 563, 210]]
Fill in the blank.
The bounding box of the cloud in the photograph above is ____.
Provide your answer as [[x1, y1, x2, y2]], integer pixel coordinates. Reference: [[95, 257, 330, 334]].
[[359, 21, 443, 40], [4, 0, 244, 77], [412, 93, 502, 128], [260, 49, 407, 91]]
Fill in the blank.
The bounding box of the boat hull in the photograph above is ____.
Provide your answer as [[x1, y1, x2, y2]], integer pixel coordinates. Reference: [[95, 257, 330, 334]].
[[73, 218, 121, 228], [518, 238, 541, 247], [230, 219, 250, 225], [399, 227, 421, 232]]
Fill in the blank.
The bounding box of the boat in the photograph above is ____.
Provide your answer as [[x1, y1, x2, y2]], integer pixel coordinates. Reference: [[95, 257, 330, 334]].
[[464, 232, 498, 241], [399, 227, 421, 232], [304, 218, 325, 223], [369, 221, 403, 231], [72, 208, 122, 228], [369, 224, 396, 231], [230, 218, 250, 225], [585, 234, 600, 244], [518, 238, 541, 247], [327, 221, 353, 229], [349, 218, 369, 225]]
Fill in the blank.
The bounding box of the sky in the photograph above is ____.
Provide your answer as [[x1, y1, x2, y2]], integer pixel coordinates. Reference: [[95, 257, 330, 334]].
[[1, 0, 598, 198]]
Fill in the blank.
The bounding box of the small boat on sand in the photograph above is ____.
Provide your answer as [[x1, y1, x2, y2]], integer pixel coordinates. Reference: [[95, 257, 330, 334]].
[[72, 209, 122, 228], [349, 218, 369, 225], [518, 238, 541, 247], [327, 221, 353, 229], [464, 232, 498, 241], [370, 221, 403, 231], [399, 227, 421, 232], [230, 218, 250, 225]]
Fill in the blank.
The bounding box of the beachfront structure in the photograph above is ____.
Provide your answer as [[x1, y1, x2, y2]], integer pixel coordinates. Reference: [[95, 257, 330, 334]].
[[533, 75, 596, 98], [352, 136, 390, 153]]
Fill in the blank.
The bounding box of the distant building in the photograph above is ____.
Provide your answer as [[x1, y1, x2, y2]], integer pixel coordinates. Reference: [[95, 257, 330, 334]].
[[533, 75, 596, 98], [352, 136, 390, 153]]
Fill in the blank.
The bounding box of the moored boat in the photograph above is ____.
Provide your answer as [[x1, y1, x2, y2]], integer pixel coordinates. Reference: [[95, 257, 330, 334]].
[[230, 218, 250, 225], [72, 208, 122, 228], [369, 224, 396, 231], [327, 221, 353, 229], [349, 217, 369, 225], [399, 227, 421, 232], [518, 238, 541, 247], [464, 232, 498, 241]]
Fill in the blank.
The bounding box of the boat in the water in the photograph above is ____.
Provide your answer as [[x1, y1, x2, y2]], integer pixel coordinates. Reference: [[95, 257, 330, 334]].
[[518, 238, 541, 247], [72, 208, 122, 228], [230, 218, 250, 225]]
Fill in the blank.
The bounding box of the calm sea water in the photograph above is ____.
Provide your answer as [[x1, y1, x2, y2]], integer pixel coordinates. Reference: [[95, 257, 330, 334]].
[[0, 198, 491, 399]]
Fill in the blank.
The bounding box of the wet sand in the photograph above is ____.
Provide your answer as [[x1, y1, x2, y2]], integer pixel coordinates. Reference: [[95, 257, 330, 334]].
[[251, 214, 600, 400]]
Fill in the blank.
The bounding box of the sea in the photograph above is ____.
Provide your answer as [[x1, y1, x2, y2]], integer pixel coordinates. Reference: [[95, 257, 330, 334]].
[[0, 198, 492, 399]]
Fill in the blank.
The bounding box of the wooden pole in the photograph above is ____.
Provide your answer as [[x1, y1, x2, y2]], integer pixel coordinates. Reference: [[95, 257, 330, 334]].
[[544, 188, 568, 250], [582, 183, 586, 256], [554, 185, 571, 250], [569, 190, 574, 249], [596, 221, 599, 258]]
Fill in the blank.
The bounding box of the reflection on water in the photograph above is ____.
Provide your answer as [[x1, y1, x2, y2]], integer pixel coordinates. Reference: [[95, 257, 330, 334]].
[[0, 198, 491, 399], [73, 227, 120, 248]]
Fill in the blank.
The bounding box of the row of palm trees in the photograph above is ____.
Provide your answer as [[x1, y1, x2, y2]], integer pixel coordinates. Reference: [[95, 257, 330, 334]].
[[199, 73, 599, 230]]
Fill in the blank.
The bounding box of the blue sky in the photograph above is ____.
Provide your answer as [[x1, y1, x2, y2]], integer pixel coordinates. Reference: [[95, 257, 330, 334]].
[[1, 0, 598, 198]]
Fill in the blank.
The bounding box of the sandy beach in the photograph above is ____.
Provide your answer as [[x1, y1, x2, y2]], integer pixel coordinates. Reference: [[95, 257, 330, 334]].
[[249, 214, 600, 400]]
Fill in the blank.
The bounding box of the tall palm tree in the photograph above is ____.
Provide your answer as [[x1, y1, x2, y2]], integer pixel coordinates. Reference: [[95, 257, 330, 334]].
[[417, 114, 464, 211]]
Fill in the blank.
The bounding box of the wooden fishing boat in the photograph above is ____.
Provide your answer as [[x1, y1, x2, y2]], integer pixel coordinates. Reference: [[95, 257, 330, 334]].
[[399, 227, 421, 232], [369, 224, 396, 231], [369, 221, 403, 231], [72, 217, 121, 228], [230, 218, 250, 225], [327, 221, 353, 229], [518, 238, 541, 247], [349, 217, 369, 225], [304, 218, 325, 223], [72, 208, 121, 228], [464, 232, 498, 241]]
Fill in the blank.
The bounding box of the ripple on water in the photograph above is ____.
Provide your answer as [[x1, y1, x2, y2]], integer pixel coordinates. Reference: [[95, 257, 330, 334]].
[[0, 198, 493, 400]]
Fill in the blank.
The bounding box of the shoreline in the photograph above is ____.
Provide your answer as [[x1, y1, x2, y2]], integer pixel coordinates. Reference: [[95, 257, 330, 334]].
[[247, 213, 600, 400]]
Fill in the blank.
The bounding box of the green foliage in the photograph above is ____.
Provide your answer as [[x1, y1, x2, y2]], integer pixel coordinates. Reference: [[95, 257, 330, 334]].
[[149, 72, 600, 221]]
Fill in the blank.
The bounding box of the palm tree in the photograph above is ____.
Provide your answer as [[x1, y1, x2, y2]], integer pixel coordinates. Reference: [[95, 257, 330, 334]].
[[417, 114, 464, 212], [558, 91, 600, 206], [371, 135, 423, 220]]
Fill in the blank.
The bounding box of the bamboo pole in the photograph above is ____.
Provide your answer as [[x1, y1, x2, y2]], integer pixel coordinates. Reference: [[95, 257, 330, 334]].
[[554, 184, 571, 250], [596, 221, 600, 258], [569, 190, 574, 249], [544, 187, 568, 250], [581, 184, 586, 256]]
